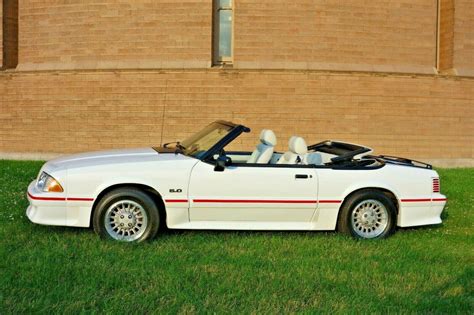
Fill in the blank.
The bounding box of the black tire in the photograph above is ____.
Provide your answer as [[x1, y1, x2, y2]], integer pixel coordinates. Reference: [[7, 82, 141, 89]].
[[93, 187, 160, 242], [337, 189, 397, 239]]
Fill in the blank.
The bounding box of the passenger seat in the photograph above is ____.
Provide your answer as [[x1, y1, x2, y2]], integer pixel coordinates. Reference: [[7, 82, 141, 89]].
[[247, 129, 277, 164], [277, 136, 308, 164]]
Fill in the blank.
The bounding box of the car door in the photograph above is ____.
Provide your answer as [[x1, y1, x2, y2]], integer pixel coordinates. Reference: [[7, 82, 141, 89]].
[[188, 160, 318, 222]]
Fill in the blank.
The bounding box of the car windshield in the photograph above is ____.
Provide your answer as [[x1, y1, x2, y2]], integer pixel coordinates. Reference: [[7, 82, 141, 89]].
[[179, 122, 235, 158]]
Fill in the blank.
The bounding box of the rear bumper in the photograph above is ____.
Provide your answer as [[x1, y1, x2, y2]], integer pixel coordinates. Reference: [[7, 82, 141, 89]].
[[26, 181, 93, 227], [398, 194, 447, 227]]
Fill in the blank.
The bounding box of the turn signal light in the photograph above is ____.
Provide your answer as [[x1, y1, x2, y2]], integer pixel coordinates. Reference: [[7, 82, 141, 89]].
[[47, 179, 64, 192]]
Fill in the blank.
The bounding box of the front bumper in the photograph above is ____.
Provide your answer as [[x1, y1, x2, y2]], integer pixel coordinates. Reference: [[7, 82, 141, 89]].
[[26, 181, 93, 227]]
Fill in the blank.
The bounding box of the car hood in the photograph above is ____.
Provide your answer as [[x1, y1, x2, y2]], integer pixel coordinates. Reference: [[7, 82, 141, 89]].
[[43, 147, 190, 172]]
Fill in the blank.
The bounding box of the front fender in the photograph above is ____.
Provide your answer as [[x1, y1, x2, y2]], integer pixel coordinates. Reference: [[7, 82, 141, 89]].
[[91, 177, 163, 201]]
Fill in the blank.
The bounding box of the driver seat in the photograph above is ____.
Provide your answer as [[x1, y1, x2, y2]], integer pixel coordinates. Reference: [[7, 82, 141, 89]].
[[277, 136, 308, 164], [247, 129, 277, 164]]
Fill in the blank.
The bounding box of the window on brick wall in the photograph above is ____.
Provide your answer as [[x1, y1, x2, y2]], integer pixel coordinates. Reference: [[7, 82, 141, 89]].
[[213, 0, 233, 65], [2, 0, 18, 69]]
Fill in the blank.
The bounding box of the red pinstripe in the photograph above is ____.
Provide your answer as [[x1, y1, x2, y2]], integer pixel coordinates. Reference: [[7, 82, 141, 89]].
[[28, 192, 93, 202]]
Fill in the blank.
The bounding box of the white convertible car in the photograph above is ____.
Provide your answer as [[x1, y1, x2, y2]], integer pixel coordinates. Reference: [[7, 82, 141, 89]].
[[27, 120, 446, 242]]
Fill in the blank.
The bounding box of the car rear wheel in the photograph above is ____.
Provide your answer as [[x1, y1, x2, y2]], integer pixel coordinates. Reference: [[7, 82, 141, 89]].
[[337, 190, 396, 239], [93, 188, 160, 242]]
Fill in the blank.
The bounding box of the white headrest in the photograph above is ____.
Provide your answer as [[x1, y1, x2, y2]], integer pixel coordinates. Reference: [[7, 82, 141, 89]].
[[289, 136, 307, 155], [260, 129, 277, 146]]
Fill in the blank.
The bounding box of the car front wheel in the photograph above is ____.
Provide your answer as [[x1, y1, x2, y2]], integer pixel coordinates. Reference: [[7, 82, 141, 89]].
[[93, 188, 160, 242], [337, 190, 396, 239]]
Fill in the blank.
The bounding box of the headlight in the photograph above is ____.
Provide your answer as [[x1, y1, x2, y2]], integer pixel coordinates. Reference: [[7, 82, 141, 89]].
[[36, 172, 64, 192]]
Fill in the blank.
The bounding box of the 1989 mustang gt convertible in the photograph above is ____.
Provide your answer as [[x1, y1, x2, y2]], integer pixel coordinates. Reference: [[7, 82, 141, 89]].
[[27, 120, 446, 242]]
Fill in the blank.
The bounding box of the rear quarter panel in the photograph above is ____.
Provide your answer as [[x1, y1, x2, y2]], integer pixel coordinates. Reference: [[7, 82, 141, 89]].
[[313, 164, 437, 229]]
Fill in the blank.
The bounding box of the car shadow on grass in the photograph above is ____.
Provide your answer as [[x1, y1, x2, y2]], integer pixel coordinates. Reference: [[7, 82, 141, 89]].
[[397, 222, 445, 234], [28, 222, 447, 243], [28, 222, 340, 242]]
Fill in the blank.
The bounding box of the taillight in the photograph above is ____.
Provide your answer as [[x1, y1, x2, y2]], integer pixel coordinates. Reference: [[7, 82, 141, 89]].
[[432, 178, 440, 193]]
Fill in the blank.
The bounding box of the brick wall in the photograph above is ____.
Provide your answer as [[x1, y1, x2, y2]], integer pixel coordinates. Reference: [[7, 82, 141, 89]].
[[1, 1, 473, 165], [1, 69, 472, 161], [0, 2, 3, 67], [454, 0, 474, 76], [16, 0, 441, 74], [17, 0, 212, 70], [234, 0, 437, 74]]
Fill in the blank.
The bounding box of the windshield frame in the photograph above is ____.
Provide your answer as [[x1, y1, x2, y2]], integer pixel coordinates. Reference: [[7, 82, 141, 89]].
[[175, 120, 249, 160]]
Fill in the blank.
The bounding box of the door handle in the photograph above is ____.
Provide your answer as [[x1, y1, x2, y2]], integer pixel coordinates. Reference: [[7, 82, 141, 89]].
[[295, 174, 309, 179]]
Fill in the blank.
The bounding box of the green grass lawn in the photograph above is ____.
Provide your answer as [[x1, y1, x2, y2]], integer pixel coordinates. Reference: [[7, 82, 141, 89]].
[[0, 160, 472, 314]]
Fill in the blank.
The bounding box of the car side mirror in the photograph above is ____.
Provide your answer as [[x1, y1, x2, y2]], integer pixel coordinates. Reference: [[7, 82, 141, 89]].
[[214, 156, 227, 172]]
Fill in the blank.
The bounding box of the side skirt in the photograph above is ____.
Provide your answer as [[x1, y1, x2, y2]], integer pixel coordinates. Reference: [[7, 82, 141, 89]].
[[168, 221, 326, 231]]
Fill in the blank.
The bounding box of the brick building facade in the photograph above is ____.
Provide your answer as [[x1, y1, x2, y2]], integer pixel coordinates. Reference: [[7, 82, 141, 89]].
[[1, 0, 473, 166]]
